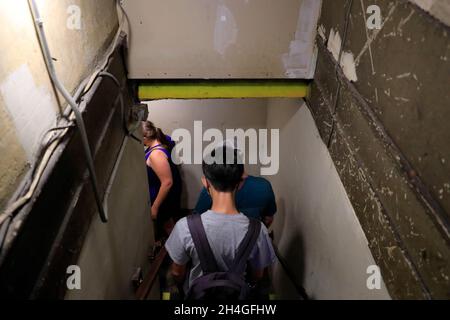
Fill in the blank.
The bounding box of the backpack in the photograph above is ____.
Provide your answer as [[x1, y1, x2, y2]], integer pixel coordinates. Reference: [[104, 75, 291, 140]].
[[185, 214, 261, 301]]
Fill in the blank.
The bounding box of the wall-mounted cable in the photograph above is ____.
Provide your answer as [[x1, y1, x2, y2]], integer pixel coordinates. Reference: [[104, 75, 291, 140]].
[[27, 0, 108, 223], [0, 0, 130, 257]]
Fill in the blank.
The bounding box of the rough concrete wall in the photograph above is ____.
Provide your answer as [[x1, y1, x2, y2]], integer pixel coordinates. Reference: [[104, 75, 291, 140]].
[[124, 0, 321, 79], [0, 47, 154, 299], [0, 0, 118, 212], [309, 0, 450, 299], [146, 99, 267, 209], [0, 107, 27, 213], [65, 137, 152, 300], [409, 0, 450, 26], [267, 99, 390, 299]]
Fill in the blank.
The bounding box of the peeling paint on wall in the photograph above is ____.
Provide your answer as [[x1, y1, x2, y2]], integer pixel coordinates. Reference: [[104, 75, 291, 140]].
[[318, 24, 327, 42], [341, 52, 358, 82], [327, 29, 358, 82], [0, 64, 56, 161], [313, 0, 450, 298], [282, 0, 322, 79], [125, 0, 320, 79]]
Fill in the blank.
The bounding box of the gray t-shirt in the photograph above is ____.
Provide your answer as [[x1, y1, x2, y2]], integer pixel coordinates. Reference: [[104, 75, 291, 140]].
[[165, 210, 276, 291]]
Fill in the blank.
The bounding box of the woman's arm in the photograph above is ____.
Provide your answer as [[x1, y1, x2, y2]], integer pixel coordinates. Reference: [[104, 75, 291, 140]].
[[147, 150, 173, 219]]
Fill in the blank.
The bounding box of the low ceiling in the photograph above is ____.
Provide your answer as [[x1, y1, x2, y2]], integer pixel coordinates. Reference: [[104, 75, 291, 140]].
[[123, 0, 322, 79]]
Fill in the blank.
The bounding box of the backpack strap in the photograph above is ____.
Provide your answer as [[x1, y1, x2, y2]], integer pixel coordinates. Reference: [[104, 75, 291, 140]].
[[230, 218, 261, 273], [187, 214, 219, 274]]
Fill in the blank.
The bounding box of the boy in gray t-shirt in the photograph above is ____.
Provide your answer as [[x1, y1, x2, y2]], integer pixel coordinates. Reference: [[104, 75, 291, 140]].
[[165, 146, 276, 295]]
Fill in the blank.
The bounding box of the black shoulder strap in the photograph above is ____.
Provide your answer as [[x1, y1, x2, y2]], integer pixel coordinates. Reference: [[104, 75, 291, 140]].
[[230, 218, 261, 272], [187, 214, 219, 274]]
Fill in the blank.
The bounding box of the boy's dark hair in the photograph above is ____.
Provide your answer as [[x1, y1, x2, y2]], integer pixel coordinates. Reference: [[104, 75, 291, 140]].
[[202, 146, 244, 192]]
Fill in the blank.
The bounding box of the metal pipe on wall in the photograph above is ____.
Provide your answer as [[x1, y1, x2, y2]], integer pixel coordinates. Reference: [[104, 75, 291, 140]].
[[28, 0, 108, 222]]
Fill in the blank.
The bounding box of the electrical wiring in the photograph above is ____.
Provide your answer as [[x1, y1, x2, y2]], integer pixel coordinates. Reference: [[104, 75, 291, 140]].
[[28, 0, 107, 223], [77, 70, 128, 137], [78, 70, 129, 224], [27, 122, 76, 180], [0, 125, 70, 251], [81, 0, 129, 98], [0, 119, 77, 257], [0, 216, 10, 252], [0, 0, 129, 252], [0, 122, 72, 226]]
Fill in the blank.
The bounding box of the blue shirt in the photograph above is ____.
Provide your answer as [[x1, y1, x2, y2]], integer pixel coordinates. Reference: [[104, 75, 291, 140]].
[[194, 176, 277, 219], [144, 136, 182, 213]]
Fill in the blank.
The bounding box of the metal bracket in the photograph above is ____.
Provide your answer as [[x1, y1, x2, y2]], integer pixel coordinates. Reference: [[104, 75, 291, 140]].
[[128, 103, 148, 133], [131, 267, 144, 291]]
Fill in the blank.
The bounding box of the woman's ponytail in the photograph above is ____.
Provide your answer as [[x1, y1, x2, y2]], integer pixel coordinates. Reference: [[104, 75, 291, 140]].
[[156, 127, 172, 150], [142, 121, 173, 150]]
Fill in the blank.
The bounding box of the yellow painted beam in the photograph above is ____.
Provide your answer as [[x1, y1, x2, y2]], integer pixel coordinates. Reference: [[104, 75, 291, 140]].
[[138, 80, 310, 100]]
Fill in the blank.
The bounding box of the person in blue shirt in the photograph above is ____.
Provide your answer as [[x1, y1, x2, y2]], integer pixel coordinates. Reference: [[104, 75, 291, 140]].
[[166, 145, 276, 297], [194, 169, 277, 227]]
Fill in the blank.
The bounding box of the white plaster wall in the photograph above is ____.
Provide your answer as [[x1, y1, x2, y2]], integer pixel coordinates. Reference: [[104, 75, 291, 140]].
[[146, 99, 267, 209], [147, 97, 390, 299], [266, 99, 391, 299]]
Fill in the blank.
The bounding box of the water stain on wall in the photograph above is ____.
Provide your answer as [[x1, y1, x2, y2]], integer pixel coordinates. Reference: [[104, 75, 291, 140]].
[[0, 64, 57, 161]]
